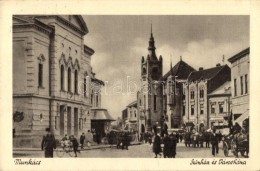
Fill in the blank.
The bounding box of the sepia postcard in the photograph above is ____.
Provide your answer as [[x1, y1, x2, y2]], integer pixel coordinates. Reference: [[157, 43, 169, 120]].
[[0, 0, 260, 171]]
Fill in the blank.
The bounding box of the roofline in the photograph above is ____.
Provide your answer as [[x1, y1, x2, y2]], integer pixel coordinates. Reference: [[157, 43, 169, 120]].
[[228, 47, 250, 63], [13, 16, 54, 35], [188, 64, 228, 82], [91, 77, 105, 86], [84, 45, 95, 56]]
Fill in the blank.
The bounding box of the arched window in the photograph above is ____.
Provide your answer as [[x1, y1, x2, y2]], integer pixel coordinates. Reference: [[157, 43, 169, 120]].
[[74, 70, 78, 94], [61, 65, 65, 90], [68, 67, 71, 92]]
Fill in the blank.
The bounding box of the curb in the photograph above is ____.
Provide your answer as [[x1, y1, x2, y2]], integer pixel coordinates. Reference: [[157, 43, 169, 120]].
[[13, 142, 142, 152]]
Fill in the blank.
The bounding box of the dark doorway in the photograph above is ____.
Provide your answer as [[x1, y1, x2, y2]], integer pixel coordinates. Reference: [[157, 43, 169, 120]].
[[74, 108, 78, 137], [60, 106, 65, 136], [67, 107, 71, 136]]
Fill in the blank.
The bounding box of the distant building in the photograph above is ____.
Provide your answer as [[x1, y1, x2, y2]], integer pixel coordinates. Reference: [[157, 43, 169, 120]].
[[122, 101, 138, 132], [183, 64, 231, 131], [208, 81, 231, 129], [228, 47, 250, 126], [12, 15, 113, 148]]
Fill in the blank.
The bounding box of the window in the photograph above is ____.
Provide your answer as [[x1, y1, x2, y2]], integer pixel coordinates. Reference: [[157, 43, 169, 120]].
[[191, 90, 194, 99], [74, 70, 78, 94], [200, 104, 204, 114], [134, 111, 136, 117], [183, 89, 186, 100], [61, 65, 65, 90], [38, 63, 43, 87], [91, 91, 93, 104], [245, 74, 248, 94], [199, 89, 204, 98], [84, 77, 87, 97], [219, 103, 224, 113], [144, 95, 146, 106], [240, 76, 243, 95], [191, 105, 194, 115], [182, 106, 185, 116], [154, 95, 157, 111], [68, 67, 72, 92], [211, 104, 215, 114], [234, 79, 237, 96], [96, 95, 99, 107]]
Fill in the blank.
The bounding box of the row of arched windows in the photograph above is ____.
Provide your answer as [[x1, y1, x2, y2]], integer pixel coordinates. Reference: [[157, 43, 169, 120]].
[[60, 64, 78, 94]]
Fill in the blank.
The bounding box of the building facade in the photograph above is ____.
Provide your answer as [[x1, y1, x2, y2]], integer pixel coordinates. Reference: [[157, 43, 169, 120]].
[[13, 15, 109, 148], [228, 47, 250, 125], [208, 81, 231, 129], [121, 101, 138, 132], [183, 64, 231, 131]]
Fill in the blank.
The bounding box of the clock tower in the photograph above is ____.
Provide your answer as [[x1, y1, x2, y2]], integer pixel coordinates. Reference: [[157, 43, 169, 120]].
[[138, 26, 163, 132]]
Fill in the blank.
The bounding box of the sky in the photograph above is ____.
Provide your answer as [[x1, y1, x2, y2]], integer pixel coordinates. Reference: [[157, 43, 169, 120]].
[[82, 15, 249, 119]]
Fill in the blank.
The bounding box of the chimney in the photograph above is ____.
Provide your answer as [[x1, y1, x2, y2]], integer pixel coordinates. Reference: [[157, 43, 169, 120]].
[[216, 63, 221, 67], [199, 67, 203, 71]]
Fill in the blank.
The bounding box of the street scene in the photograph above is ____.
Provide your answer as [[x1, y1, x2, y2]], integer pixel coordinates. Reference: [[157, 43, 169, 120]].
[[12, 15, 249, 158]]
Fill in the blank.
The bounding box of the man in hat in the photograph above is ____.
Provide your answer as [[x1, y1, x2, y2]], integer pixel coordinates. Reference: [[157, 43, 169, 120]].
[[41, 128, 56, 158], [210, 127, 219, 157]]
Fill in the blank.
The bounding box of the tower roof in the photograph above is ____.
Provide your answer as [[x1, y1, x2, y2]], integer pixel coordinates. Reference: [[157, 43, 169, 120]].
[[160, 60, 196, 81], [147, 24, 158, 61]]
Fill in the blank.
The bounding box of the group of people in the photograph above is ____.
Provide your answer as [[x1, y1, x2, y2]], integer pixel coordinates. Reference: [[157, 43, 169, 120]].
[[152, 132, 178, 158], [41, 129, 94, 158]]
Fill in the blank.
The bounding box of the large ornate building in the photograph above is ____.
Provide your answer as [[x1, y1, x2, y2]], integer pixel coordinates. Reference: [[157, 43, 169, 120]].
[[13, 15, 113, 148]]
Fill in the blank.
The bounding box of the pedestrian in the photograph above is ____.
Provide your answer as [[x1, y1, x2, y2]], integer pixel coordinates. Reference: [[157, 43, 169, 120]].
[[217, 130, 222, 143], [41, 128, 56, 158], [205, 132, 210, 148], [179, 133, 183, 142], [70, 135, 80, 157], [80, 132, 85, 149], [153, 133, 162, 158], [169, 132, 177, 158], [96, 132, 101, 144], [210, 128, 219, 157], [163, 133, 170, 158], [86, 130, 93, 147], [122, 132, 129, 150]]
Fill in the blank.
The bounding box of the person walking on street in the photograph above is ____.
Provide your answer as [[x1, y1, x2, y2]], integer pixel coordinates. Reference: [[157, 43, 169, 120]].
[[210, 128, 219, 157], [41, 128, 56, 158], [86, 130, 93, 147], [70, 135, 80, 157], [80, 133, 85, 149], [205, 132, 210, 148], [163, 133, 170, 158], [153, 133, 162, 158], [169, 132, 177, 158], [122, 132, 129, 150]]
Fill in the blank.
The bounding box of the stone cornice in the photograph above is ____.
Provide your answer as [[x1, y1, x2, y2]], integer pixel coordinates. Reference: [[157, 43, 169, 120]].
[[13, 94, 92, 107], [34, 15, 87, 36], [84, 45, 95, 56], [13, 23, 53, 36]]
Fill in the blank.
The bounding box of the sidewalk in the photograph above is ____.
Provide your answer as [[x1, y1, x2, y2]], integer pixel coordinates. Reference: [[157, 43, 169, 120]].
[[13, 142, 142, 152]]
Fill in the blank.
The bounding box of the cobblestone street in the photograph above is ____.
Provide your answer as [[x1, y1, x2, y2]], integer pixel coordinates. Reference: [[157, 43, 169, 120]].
[[13, 142, 239, 158]]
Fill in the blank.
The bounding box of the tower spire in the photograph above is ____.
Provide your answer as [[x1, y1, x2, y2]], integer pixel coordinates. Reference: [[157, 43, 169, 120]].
[[170, 54, 173, 75], [148, 24, 156, 60], [151, 23, 153, 36]]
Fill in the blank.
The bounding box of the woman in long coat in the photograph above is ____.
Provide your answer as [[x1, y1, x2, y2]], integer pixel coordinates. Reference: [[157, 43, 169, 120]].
[[153, 133, 162, 158]]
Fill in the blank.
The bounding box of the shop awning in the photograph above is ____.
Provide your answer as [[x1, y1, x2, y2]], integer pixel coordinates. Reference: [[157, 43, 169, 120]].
[[91, 108, 115, 121], [234, 109, 249, 127]]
